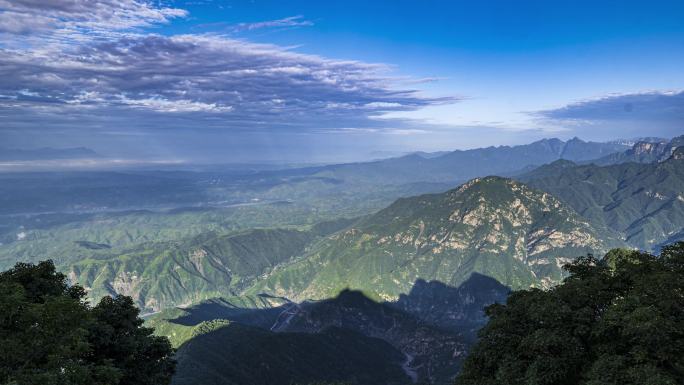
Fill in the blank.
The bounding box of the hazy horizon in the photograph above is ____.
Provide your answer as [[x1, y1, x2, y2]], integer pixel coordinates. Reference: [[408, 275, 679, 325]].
[[0, 135, 675, 172]]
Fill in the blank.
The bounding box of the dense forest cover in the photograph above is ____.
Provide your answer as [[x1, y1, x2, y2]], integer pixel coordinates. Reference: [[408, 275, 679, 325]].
[[0, 261, 175, 385], [456, 242, 684, 385]]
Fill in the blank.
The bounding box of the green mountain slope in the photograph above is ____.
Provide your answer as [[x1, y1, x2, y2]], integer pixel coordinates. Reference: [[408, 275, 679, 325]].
[[520, 158, 684, 250], [68, 228, 318, 312], [249, 177, 624, 301]]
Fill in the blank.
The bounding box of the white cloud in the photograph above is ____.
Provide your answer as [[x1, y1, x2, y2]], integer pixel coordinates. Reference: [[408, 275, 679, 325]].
[[231, 15, 314, 32]]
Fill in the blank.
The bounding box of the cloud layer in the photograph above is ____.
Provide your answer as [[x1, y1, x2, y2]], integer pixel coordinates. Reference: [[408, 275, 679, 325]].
[[0, 0, 186, 35], [0, 0, 450, 139]]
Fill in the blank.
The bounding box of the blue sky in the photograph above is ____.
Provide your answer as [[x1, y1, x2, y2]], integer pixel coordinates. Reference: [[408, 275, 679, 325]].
[[0, 0, 683, 163]]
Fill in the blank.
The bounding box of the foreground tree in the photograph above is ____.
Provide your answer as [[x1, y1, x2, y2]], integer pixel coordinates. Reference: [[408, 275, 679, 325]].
[[0, 260, 175, 385], [456, 242, 684, 385]]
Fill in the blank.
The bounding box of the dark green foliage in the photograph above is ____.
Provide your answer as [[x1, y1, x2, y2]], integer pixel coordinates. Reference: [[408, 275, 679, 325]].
[[89, 296, 176, 385], [456, 242, 684, 385], [0, 260, 175, 385]]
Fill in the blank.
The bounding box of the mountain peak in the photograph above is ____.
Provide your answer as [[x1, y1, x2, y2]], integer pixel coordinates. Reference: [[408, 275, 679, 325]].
[[265, 176, 622, 304], [449, 176, 542, 203]]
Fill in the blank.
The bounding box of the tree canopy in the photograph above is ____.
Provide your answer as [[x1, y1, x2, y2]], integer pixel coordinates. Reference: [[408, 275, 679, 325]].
[[0, 260, 175, 385], [456, 242, 684, 385]]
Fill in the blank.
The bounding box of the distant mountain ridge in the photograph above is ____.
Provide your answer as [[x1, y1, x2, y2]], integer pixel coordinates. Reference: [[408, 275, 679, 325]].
[[606, 136, 669, 146], [69, 227, 328, 312], [313, 137, 629, 185]]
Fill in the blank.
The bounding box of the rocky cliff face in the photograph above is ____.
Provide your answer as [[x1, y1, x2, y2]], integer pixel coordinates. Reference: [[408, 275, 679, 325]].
[[594, 135, 684, 165], [671, 146, 684, 160]]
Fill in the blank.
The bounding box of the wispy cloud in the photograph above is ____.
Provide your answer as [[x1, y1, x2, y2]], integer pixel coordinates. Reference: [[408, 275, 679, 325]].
[[231, 15, 314, 32], [0, 7, 453, 134], [193, 15, 315, 34]]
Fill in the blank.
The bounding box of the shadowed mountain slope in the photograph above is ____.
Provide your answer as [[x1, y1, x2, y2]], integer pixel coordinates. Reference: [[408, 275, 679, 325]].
[[172, 323, 412, 385], [150, 275, 507, 385]]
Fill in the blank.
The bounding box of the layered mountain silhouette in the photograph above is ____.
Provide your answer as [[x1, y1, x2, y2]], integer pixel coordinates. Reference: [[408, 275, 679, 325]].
[[312, 137, 628, 185]]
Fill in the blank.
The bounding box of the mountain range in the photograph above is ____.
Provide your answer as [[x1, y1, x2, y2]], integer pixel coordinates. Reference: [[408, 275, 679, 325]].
[[68, 224, 351, 312], [311, 137, 629, 185], [520, 156, 684, 251], [4, 136, 682, 314], [1, 135, 683, 385]]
